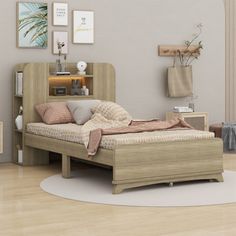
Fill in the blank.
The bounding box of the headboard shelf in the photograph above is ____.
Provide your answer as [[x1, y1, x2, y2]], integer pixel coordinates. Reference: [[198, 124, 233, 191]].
[[48, 74, 94, 77], [48, 95, 94, 100], [12, 62, 115, 166], [48, 75, 94, 97]]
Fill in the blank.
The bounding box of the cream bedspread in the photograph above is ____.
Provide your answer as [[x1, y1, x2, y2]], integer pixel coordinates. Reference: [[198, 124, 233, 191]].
[[86, 117, 193, 155], [27, 122, 215, 150]]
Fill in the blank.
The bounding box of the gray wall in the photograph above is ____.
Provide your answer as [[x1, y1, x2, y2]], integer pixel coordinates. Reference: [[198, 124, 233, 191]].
[[0, 0, 225, 163]]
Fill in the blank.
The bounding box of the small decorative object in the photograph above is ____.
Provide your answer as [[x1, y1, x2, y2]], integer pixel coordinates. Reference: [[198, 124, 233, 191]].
[[54, 40, 70, 74], [15, 106, 23, 130], [77, 61, 87, 75], [80, 85, 89, 96], [84, 86, 89, 96], [187, 94, 198, 112], [80, 86, 85, 96], [53, 31, 68, 55], [16, 145, 23, 164], [53, 2, 68, 26], [64, 55, 67, 72], [73, 11, 94, 44], [53, 87, 67, 96], [55, 59, 61, 73], [17, 2, 48, 48], [188, 103, 195, 112], [71, 80, 81, 95], [55, 41, 67, 73]]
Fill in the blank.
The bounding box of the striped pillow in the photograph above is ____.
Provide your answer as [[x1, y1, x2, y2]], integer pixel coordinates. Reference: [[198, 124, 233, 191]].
[[35, 102, 74, 125], [92, 101, 132, 123]]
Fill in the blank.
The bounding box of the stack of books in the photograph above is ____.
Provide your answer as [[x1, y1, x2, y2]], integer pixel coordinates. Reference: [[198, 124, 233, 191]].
[[173, 106, 193, 113], [15, 71, 23, 96]]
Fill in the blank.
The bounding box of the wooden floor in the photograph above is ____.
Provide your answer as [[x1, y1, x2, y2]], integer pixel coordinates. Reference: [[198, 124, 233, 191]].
[[0, 155, 236, 236]]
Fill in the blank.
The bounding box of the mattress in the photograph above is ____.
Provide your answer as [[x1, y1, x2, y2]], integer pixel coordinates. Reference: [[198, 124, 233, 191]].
[[27, 123, 215, 150]]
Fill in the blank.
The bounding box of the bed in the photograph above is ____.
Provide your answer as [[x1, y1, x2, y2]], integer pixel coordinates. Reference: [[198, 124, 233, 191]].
[[18, 62, 224, 194], [25, 122, 224, 194]]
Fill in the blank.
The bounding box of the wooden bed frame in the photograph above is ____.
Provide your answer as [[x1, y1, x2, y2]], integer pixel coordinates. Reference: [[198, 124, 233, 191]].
[[14, 63, 224, 194], [25, 133, 223, 194]]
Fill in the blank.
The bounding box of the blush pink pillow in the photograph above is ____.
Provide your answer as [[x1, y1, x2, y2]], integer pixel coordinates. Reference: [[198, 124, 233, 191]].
[[35, 102, 74, 124]]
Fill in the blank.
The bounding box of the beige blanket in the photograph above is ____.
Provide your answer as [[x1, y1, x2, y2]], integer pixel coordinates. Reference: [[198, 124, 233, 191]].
[[86, 118, 192, 156]]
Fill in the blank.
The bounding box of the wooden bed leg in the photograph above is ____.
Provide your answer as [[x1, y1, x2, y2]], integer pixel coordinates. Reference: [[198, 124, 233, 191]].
[[62, 154, 71, 178], [209, 174, 224, 183], [112, 185, 123, 194], [216, 174, 224, 182]]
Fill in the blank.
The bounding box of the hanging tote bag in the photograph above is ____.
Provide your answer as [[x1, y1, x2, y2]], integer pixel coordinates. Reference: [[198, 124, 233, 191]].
[[167, 55, 193, 98]]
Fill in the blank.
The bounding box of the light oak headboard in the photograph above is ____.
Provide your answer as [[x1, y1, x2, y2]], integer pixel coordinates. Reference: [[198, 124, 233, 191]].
[[14, 63, 116, 126]]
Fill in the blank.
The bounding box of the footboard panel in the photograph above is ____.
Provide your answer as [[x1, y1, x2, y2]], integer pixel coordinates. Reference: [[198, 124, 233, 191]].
[[112, 138, 223, 193]]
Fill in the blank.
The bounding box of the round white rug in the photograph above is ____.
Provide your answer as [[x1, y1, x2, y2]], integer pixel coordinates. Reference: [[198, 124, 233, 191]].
[[40, 169, 236, 207]]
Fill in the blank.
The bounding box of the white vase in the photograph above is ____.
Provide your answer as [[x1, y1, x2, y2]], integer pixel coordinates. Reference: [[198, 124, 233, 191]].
[[15, 115, 23, 130]]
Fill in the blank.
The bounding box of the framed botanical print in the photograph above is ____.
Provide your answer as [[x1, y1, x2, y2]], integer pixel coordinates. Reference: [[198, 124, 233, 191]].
[[73, 10, 94, 44], [17, 2, 48, 48], [53, 2, 68, 26], [52, 31, 68, 54]]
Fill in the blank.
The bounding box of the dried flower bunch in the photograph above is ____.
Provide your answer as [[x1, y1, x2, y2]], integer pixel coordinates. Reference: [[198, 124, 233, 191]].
[[179, 23, 203, 66], [57, 41, 65, 57], [56, 41, 66, 72]]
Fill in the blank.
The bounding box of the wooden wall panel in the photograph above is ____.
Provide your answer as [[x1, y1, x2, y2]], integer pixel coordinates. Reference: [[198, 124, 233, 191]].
[[225, 0, 236, 121]]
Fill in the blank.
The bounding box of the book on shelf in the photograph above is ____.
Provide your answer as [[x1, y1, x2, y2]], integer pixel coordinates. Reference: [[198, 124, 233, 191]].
[[50, 71, 71, 76], [15, 71, 23, 96]]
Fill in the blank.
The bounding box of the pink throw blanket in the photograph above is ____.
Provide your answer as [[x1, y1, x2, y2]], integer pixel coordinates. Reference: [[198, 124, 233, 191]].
[[87, 118, 193, 156]]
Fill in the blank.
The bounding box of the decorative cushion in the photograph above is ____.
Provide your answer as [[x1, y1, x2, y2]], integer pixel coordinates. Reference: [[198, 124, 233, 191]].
[[67, 100, 101, 125], [35, 102, 74, 125], [92, 101, 132, 122]]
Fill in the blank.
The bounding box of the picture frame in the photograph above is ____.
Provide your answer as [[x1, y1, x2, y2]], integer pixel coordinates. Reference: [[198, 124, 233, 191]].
[[17, 2, 48, 48], [73, 10, 94, 44], [52, 2, 68, 26], [52, 31, 68, 54]]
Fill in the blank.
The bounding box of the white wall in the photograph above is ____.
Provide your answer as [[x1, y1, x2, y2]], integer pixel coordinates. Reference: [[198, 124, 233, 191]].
[[0, 0, 225, 162]]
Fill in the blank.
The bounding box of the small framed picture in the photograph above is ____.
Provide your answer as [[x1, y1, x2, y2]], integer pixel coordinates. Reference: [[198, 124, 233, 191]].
[[53, 2, 68, 26], [52, 31, 68, 54], [73, 10, 94, 44], [17, 2, 48, 48]]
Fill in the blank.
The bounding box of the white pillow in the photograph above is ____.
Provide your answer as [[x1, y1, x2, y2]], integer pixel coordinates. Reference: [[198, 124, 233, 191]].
[[92, 101, 132, 122], [67, 100, 101, 125]]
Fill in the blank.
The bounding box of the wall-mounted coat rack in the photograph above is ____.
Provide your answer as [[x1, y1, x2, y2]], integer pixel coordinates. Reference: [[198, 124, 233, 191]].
[[158, 45, 201, 57]]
